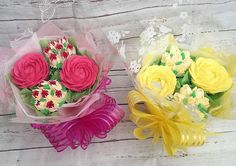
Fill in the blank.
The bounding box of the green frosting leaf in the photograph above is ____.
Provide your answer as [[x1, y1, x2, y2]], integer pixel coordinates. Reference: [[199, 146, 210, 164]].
[[65, 86, 94, 103], [70, 90, 89, 102], [20, 88, 31, 95], [43, 84, 50, 90], [68, 37, 81, 55], [19, 88, 36, 110], [175, 70, 196, 92], [197, 103, 208, 113], [208, 92, 224, 100], [205, 92, 224, 109], [41, 109, 50, 116], [190, 55, 198, 62], [51, 48, 58, 54], [31, 98, 36, 105], [181, 52, 185, 60], [61, 47, 66, 52], [190, 91, 196, 98], [40, 98, 47, 102], [175, 61, 183, 65], [63, 42, 67, 48], [5, 74, 11, 82], [172, 70, 178, 75], [151, 58, 161, 66], [181, 71, 190, 85], [45, 57, 50, 64], [183, 98, 188, 105], [56, 62, 62, 69], [50, 90, 55, 96], [160, 61, 166, 66], [189, 84, 196, 89], [175, 79, 182, 92], [65, 90, 72, 103], [79, 50, 93, 57], [39, 39, 50, 49], [59, 101, 65, 107], [62, 86, 67, 92], [49, 68, 60, 81]]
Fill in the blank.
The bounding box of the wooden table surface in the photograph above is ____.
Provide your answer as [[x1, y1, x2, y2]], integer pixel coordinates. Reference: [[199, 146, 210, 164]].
[[1, 0, 236, 165]]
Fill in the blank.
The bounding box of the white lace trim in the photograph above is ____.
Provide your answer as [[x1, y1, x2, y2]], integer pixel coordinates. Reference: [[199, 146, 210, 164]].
[[14, 28, 34, 42], [39, 0, 75, 23], [107, 30, 130, 61]]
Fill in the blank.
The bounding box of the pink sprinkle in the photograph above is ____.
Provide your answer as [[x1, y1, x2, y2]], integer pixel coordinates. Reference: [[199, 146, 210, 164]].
[[61, 51, 69, 58], [55, 90, 62, 98], [68, 44, 73, 50], [50, 41, 55, 46], [56, 44, 63, 50], [49, 53, 57, 61], [41, 90, 49, 98], [46, 100, 54, 108], [49, 80, 56, 85], [38, 83, 43, 88], [32, 90, 39, 98], [44, 47, 50, 53]]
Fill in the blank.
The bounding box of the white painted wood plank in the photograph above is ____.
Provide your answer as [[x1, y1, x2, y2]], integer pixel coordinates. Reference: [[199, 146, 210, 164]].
[[1, 117, 236, 151], [0, 0, 234, 20], [0, 131, 236, 166], [0, 120, 135, 150], [0, 1, 236, 37], [1, 29, 236, 70], [0, 105, 131, 122]]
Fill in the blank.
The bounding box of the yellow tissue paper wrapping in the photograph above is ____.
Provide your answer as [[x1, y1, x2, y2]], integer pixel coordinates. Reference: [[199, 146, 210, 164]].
[[191, 48, 236, 119], [105, 7, 236, 155], [126, 34, 236, 155]]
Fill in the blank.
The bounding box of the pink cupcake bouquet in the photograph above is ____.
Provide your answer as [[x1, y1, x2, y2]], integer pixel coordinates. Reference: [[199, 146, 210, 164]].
[[0, 22, 124, 152]]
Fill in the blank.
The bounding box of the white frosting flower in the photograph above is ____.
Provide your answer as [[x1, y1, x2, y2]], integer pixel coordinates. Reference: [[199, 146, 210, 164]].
[[174, 84, 210, 119], [160, 46, 193, 76], [129, 60, 141, 73], [32, 80, 67, 115], [44, 37, 76, 68]]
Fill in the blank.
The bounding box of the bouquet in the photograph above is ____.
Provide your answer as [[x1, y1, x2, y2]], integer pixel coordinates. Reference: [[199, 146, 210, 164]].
[[0, 22, 124, 151], [111, 18, 236, 155]]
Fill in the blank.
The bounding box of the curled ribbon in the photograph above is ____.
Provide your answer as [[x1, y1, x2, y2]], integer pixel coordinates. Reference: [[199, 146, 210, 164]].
[[32, 93, 124, 152], [128, 90, 207, 156]]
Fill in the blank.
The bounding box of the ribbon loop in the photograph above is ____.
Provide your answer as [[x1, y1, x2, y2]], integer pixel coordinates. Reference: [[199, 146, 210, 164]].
[[128, 90, 207, 156], [32, 93, 124, 152]]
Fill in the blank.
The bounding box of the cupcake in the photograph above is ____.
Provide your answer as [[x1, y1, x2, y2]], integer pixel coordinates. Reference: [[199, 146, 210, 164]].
[[44, 36, 76, 68]]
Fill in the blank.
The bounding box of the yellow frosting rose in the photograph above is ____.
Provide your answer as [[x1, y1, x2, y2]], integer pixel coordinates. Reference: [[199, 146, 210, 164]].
[[137, 65, 176, 97], [189, 57, 232, 94]]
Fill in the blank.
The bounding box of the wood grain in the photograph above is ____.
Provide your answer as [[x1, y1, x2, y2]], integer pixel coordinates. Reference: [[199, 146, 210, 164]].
[[0, 131, 236, 166], [0, 0, 236, 46]]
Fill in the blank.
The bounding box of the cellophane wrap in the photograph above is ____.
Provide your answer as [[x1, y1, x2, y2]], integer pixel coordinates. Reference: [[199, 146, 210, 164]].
[[0, 21, 124, 151], [110, 9, 236, 155]]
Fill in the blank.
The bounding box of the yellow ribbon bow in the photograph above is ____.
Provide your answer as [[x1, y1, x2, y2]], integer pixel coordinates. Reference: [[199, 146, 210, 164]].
[[128, 90, 207, 156]]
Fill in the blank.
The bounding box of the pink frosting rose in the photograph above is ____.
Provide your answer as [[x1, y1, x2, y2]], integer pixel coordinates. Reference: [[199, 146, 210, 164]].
[[11, 52, 49, 88], [60, 55, 99, 92]]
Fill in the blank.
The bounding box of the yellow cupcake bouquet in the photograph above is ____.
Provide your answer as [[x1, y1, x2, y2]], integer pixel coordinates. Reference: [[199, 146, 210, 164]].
[[124, 33, 236, 155]]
